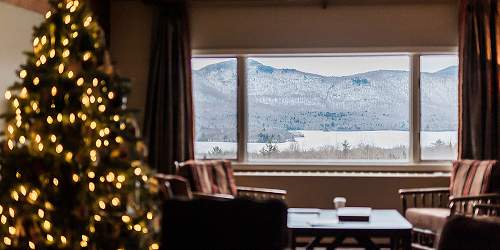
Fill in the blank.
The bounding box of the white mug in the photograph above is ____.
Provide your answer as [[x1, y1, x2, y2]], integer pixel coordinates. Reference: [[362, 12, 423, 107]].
[[333, 197, 347, 209]]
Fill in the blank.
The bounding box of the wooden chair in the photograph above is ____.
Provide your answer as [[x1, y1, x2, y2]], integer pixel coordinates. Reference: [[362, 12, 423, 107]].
[[166, 160, 287, 200], [161, 198, 288, 250], [399, 160, 500, 249]]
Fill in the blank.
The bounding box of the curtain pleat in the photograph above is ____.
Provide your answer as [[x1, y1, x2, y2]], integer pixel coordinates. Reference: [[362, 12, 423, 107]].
[[459, 0, 500, 160], [143, 2, 194, 173]]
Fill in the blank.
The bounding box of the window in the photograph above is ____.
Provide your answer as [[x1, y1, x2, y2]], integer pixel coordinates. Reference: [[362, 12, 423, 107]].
[[420, 55, 458, 160], [192, 58, 237, 159], [192, 53, 458, 164], [247, 56, 410, 161]]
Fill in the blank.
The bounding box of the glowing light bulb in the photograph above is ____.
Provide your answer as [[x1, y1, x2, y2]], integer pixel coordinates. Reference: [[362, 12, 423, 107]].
[[68, 71, 74, 78], [77, 77, 84, 86], [117, 175, 125, 182], [83, 52, 91, 61], [19, 136, 26, 144], [33, 77, 40, 85], [72, 32, 78, 38], [90, 121, 97, 129], [112, 197, 120, 206], [88, 182, 95, 191], [62, 49, 70, 58], [47, 116, 53, 124], [57, 113, 62, 122], [151, 243, 160, 250], [98, 105, 106, 112], [69, 113, 76, 123], [33, 37, 40, 47], [47, 234, 54, 242], [8, 140, 14, 150], [98, 200, 106, 209], [51, 86, 57, 96], [19, 70, 27, 79], [134, 168, 142, 176], [65, 152, 73, 162], [84, 16, 92, 27], [58, 64, 65, 74], [115, 136, 124, 143], [29, 241, 35, 249], [50, 49, 56, 58], [61, 236, 67, 244], [72, 174, 79, 182], [43, 220, 51, 230], [40, 55, 47, 64], [108, 92, 115, 99], [38, 143, 44, 151], [45, 11, 52, 19], [3, 237, 11, 246], [147, 212, 153, 220], [41, 36, 47, 45], [62, 38, 69, 46], [56, 144, 63, 153], [38, 209, 44, 218], [121, 215, 131, 223], [64, 15, 71, 24], [20, 87, 28, 98], [4, 90, 11, 100]]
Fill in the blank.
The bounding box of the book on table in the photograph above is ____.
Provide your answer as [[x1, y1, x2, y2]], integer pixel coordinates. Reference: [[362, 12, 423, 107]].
[[337, 207, 372, 222]]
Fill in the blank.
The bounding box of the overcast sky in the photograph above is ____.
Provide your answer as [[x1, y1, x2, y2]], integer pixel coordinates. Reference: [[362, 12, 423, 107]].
[[192, 55, 457, 77]]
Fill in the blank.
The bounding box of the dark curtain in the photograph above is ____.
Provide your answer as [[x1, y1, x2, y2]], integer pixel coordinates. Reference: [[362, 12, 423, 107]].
[[89, 0, 111, 47], [459, 0, 500, 160], [143, 2, 194, 173]]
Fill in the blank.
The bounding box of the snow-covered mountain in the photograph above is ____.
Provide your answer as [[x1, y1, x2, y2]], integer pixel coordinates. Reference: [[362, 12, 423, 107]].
[[193, 60, 458, 143]]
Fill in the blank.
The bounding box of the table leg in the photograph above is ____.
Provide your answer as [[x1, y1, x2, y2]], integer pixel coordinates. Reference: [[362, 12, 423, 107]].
[[305, 237, 323, 250], [355, 236, 380, 250], [326, 235, 346, 250], [390, 236, 400, 250], [402, 231, 412, 250]]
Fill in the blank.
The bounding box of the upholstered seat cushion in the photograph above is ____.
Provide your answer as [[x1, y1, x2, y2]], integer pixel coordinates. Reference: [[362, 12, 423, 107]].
[[406, 208, 450, 232]]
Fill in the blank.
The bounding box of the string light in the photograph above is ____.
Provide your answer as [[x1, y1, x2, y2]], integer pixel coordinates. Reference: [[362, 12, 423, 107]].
[[58, 64, 65, 74], [45, 11, 52, 19], [20, 87, 28, 98], [64, 15, 71, 24], [63, 49, 70, 58], [83, 52, 91, 61], [33, 37, 40, 47], [62, 38, 69, 46], [50, 49, 56, 58], [77, 77, 84, 86], [29, 241, 35, 249], [33, 77, 40, 85], [4, 90, 11, 100], [84, 16, 92, 27], [19, 70, 27, 79], [108, 92, 115, 99], [41, 35, 47, 45], [51, 86, 57, 96], [68, 71, 74, 78]]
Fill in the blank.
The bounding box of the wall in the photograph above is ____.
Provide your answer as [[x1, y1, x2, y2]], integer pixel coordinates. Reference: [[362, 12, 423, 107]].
[[191, 2, 458, 52], [0, 3, 42, 126], [236, 173, 449, 211], [109, 1, 456, 209], [110, 1, 153, 125]]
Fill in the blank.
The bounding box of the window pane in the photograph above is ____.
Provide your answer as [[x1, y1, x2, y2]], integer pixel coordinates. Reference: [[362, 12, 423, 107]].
[[246, 56, 410, 161], [192, 58, 237, 159], [420, 55, 458, 160]]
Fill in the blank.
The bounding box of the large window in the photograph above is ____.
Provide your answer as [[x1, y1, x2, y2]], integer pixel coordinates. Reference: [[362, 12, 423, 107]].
[[420, 55, 458, 160], [192, 54, 458, 164], [192, 58, 237, 159]]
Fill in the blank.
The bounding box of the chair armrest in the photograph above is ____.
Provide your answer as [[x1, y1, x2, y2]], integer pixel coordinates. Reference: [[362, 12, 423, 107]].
[[450, 193, 500, 216], [193, 192, 235, 201], [399, 187, 450, 213], [237, 186, 287, 200]]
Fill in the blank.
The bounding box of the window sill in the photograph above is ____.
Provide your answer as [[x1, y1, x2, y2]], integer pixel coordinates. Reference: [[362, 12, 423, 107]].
[[233, 161, 452, 173]]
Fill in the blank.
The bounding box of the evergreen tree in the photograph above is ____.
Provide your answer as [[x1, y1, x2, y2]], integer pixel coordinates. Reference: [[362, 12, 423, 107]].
[[0, 0, 159, 249]]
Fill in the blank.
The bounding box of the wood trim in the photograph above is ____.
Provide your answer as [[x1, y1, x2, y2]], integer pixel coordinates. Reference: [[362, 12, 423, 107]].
[[0, 0, 50, 14]]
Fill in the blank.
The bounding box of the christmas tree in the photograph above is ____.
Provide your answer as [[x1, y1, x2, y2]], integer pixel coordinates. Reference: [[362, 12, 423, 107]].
[[0, 0, 160, 249]]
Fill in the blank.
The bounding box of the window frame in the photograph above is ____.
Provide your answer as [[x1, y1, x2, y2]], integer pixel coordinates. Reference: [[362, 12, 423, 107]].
[[192, 48, 458, 172]]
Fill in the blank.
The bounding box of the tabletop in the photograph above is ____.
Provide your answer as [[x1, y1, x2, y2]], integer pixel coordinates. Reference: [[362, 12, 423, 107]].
[[288, 209, 412, 231]]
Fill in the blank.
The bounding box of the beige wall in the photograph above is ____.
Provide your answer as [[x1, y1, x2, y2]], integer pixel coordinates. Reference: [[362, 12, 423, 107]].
[[0, 3, 42, 127], [236, 174, 449, 211], [191, 3, 458, 52], [110, 1, 153, 125], [109, 1, 456, 209]]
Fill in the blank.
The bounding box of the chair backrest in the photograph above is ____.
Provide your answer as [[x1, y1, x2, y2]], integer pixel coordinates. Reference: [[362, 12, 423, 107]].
[[450, 160, 500, 197], [154, 174, 193, 200], [161, 198, 288, 250], [177, 160, 238, 196]]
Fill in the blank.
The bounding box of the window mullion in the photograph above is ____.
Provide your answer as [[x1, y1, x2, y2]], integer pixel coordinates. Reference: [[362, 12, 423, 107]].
[[409, 54, 421, 164], [237, 56, 248, 163]]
